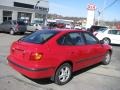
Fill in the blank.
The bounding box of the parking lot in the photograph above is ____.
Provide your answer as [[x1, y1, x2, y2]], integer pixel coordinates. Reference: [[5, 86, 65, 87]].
[[0, 33, 120, 90]]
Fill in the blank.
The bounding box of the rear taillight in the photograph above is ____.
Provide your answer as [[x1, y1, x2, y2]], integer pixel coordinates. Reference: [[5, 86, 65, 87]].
[[11, 47, 15, 53], [94, 33, 98, 36], [16, 24, 19, 30], [30, 52, 43, 61]]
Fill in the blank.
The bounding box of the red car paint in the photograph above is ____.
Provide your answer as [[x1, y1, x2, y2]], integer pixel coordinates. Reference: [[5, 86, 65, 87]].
[[7, 29, 112, 79]]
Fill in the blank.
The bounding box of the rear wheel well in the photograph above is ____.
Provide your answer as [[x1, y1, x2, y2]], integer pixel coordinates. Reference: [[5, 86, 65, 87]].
[[59, 61, 73, 69], [10, 28, 14, 30], [108, 49, 112, 55], [51, 60, 73, 81], [55, 61, 73, 73]]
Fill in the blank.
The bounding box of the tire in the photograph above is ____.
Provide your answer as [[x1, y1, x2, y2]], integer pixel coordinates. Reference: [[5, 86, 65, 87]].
[[103, 38, 111, 44], [54, 63, 72, 85], [102, 51, 111, 65], [20, 32, 25, 35], [10, 29, 15, 35]]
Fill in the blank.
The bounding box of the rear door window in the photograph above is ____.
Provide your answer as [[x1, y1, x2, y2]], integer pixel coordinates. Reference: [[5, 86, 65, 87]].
[[108, 30, 120, 35], [57, 32, 85, 46], [17, 21, 26, 25], [83, 32, 99, 44]]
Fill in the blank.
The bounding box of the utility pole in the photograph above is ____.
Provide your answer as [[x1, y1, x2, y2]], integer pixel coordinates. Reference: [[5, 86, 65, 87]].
[[97, 0, 118, 26], [97, 10, 101, 25], [97, 0, 106, 26]]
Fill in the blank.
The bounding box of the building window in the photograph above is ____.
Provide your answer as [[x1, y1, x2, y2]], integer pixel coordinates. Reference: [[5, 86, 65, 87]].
[[14, 2, 33, 9], [14, 2, 49, 12], [3, 11, 12, 22], [17, 12, 32, 23]]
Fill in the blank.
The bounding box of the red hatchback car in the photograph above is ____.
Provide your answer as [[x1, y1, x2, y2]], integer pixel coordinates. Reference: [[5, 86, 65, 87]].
[[7, 29, 112, 85]]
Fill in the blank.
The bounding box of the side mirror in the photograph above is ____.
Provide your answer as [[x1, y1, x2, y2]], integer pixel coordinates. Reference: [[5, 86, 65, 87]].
[[99, 40, 104, 44]]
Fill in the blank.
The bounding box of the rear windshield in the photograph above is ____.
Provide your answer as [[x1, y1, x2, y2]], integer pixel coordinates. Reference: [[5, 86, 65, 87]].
[[13, 20, 26, 25], [19, 30, 59, 44], [17, 21, 26, 25], [96, 28, 107, 33]]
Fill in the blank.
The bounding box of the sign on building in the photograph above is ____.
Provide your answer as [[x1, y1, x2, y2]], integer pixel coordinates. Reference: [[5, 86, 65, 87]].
[[86, 3, 96, 28]]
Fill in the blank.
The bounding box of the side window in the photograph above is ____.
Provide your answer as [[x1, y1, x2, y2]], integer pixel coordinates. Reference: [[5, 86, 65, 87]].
[[117, 31, 120, 35], [57, 34, 73, 45], [57, 32, 85, 46], [108, 30, 117, 35], [84, 33, 98, 44], [69, 33, 85, 45]]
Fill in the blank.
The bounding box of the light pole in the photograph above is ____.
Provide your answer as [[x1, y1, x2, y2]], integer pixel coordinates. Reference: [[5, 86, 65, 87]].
[[34, 0, 48, 26], [34, 0, 41, 9]]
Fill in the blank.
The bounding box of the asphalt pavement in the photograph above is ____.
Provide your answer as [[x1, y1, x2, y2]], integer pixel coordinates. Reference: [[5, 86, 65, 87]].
[[0, 33, 120, 90]]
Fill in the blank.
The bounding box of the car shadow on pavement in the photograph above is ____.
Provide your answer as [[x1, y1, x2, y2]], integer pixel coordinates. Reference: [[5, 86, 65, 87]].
[[29, 78, 53, 85], [111, 44, 120, 47], [27, 63, 101, 85], [72, 63, 101, 77]]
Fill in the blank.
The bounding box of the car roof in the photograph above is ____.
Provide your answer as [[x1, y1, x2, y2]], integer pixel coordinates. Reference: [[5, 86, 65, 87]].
[[91, 25, 107, 28], [41, 29, 86, 33], [52, 29, 85, 32]]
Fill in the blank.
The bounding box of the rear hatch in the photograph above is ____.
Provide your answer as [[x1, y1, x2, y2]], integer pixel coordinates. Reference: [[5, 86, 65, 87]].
[[10, 30, 59, 62], [17, 21, 27, 32], [11, 41, 42, 62]]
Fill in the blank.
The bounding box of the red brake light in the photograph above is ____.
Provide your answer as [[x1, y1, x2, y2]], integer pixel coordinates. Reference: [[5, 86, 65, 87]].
[[95, 33, 98, 36], [30, 52, 43, 61], [16, 24, 19, 30]]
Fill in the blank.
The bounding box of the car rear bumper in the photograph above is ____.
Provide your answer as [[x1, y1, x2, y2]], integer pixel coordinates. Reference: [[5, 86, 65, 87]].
[[7, 58, 55, 79]]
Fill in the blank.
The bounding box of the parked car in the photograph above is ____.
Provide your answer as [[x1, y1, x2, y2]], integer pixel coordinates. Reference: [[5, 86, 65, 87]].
[[65, 24, 72, 29], [47, 22, 57, 29], [7, 29, 112, 85], [95, 29, 120, 44], [88, 25, 108, 33], [27, 23, 42, 32], [56, 23, 65, 28], [93, 28, 108, 36], [0, 20, 27, 35], [27, 19, 43, 32], [74, 24, 82, 30]]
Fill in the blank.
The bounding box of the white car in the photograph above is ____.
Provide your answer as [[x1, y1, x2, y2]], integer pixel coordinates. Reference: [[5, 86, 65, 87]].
[[95, 29, 120, 44], [74, 25, 81, 30], [65, 24, 72, 29], [27, 23, 42, 32]]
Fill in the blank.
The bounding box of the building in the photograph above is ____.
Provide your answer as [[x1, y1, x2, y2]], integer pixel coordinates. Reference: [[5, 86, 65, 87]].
[[86, 3, 96, 28], [0, 0, 49, 24]]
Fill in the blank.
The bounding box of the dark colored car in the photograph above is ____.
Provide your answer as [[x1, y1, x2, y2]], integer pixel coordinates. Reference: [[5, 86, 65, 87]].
[[56, 23, 65, 28], [47, 22, 57, 29], [0, 20, 27, 35], [7, 29, 112, 85], [88, 25, 108, 33]]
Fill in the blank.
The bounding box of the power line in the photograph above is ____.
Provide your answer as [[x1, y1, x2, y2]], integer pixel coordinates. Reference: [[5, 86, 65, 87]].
[[97, 0, 118, 25], [101, 0, 118, 12]]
